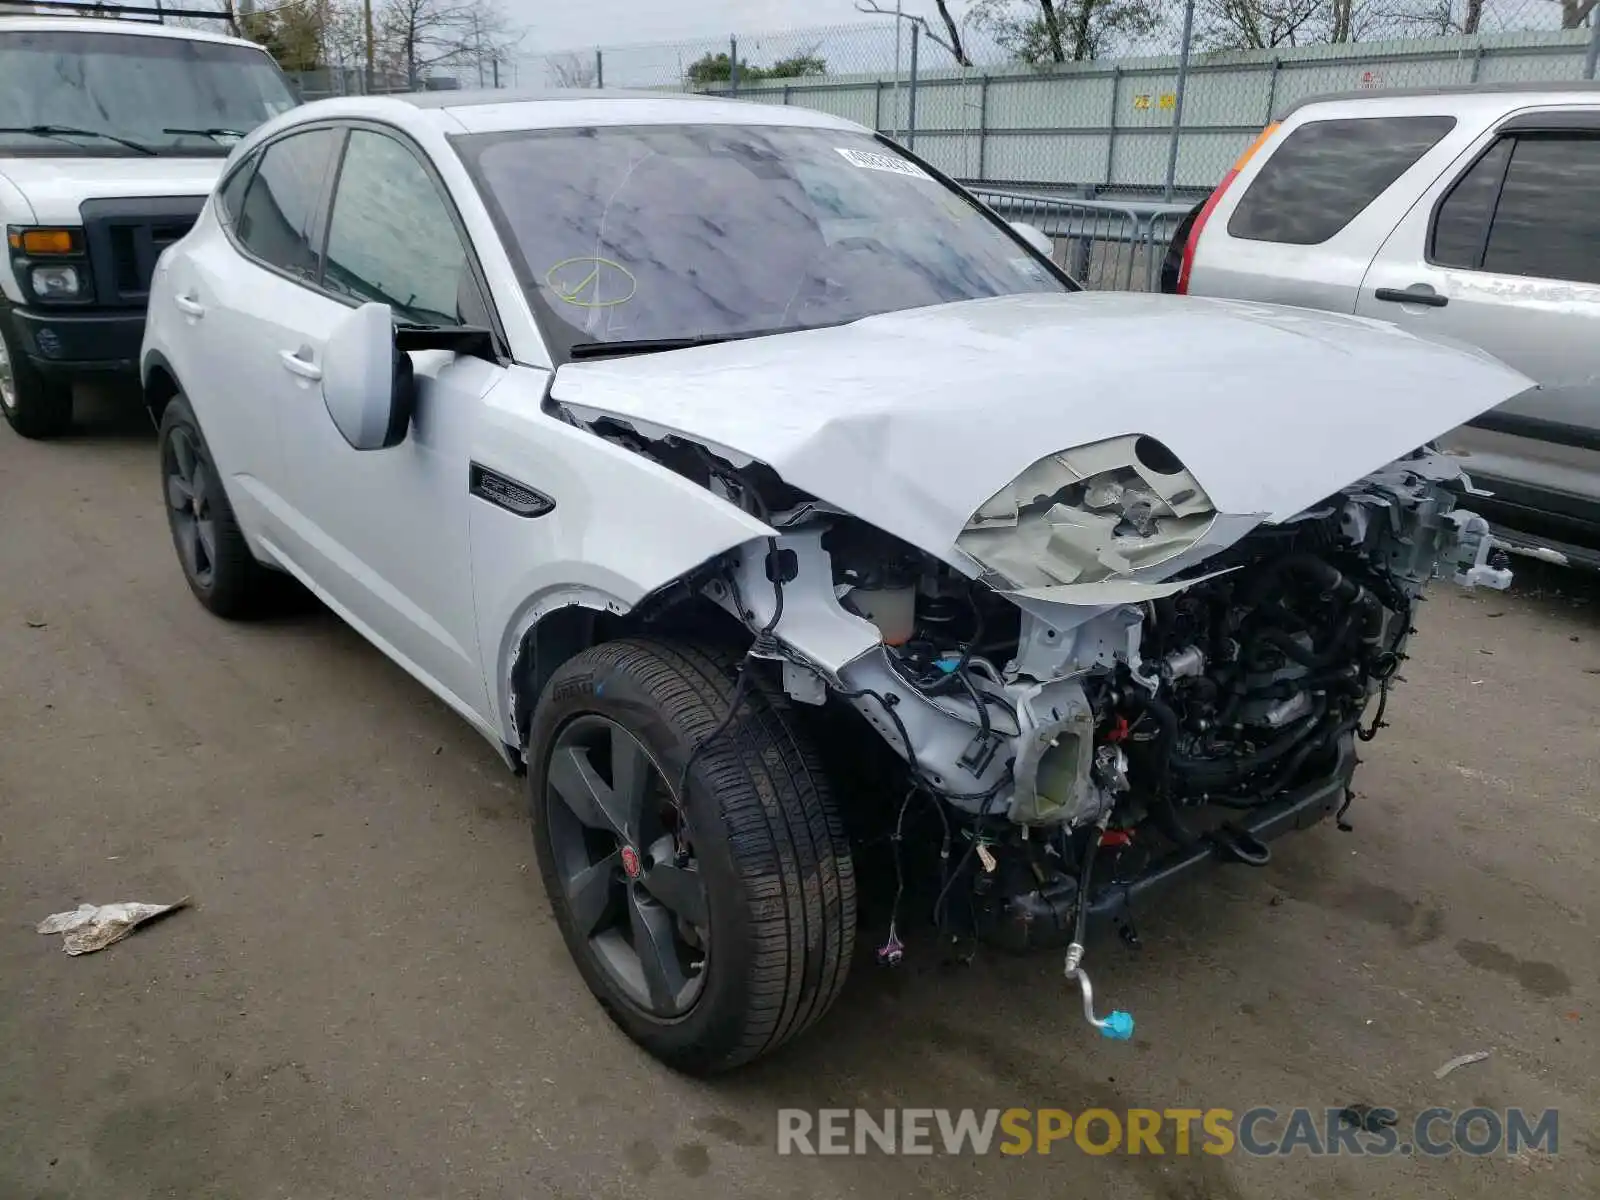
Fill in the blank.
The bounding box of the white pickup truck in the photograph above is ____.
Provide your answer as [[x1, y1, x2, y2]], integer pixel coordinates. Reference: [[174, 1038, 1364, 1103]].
[[0, 13, 296, 437]]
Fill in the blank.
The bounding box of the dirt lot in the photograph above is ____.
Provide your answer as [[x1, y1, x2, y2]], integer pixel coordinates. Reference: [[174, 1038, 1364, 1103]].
[[2, 390, 1596, 1200]]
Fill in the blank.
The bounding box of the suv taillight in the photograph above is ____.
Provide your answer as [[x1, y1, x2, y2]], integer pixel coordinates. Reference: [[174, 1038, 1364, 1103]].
[[1171, 122, 1280, 295]]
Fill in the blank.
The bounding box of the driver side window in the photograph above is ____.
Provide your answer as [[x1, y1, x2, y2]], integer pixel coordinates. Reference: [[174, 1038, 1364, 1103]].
[[323, 129, 483, 327]]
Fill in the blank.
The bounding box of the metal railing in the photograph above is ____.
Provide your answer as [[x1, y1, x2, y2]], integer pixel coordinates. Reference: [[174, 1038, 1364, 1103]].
[[968, 187, 1194, 292]]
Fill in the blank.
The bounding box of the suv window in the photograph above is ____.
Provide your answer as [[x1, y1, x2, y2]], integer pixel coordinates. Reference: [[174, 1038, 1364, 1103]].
[[1429, 132, 1600, 285], [1430, 138, 1512, 269], [236, 129, 340, 282], [1483, 134, 1600, 285], [1228, 116, 1455, 245], [323, 129, 475, 326]]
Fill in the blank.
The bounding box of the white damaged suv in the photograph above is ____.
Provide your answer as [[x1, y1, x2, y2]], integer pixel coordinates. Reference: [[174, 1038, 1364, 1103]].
[[142, 90, 1523, 1073]]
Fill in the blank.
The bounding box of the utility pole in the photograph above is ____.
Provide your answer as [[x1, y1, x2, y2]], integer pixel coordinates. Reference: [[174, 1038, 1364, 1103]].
[[363, 0, 374, 93]]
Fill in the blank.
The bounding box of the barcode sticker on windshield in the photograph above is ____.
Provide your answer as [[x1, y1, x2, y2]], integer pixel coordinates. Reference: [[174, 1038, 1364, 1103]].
[[836, 147, 931, 180]]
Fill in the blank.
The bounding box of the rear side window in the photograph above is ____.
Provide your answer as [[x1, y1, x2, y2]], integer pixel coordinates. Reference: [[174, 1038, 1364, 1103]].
[[1228, 116, 1455, 245], [215, 151, 258, 230], [236, 127, 340, 282]]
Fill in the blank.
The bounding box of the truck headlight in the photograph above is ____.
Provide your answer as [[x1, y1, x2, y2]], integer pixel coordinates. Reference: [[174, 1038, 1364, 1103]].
[[30, 265, 82, 299]]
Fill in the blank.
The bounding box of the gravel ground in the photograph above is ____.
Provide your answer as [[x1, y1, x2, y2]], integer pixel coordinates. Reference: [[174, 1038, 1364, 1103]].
[[2, 389, 1596, 1199]]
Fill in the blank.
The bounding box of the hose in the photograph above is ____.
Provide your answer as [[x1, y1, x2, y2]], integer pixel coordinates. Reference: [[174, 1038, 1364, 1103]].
[[1121, 692, 1196, 844], [1171, 697, 1327, 786], [1072, 822, 1100, 950], [1063, 825, 1134, 1041], [1244, 553, 1384, 645]]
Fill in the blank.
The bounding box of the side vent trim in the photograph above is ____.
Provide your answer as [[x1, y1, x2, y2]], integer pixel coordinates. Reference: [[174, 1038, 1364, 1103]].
[[469, 463, 555, 519]]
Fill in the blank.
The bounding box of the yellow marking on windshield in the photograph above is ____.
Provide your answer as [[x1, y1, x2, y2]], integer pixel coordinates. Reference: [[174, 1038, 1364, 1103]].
[[544, 256, 638, 308]]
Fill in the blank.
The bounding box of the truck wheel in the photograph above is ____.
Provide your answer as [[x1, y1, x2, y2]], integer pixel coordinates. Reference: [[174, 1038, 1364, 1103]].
[[0, 310, 73, 438], [528, 638, 856, 1074], [158, 394, 273, 618]]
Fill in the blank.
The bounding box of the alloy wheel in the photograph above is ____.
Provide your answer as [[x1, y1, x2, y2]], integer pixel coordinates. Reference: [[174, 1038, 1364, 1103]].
[[0, 330, 15, 412], [544, 715, 710, 1018], [164, 425, 217, 590]]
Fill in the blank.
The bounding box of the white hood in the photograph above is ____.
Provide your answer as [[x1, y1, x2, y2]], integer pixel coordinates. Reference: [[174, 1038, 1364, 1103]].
[[0, 157, 222, 224], [552, 292, 1533, 562]]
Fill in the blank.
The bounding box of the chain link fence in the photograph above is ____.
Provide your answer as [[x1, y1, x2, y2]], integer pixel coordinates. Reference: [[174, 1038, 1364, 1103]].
[[516, 5, 1598, 201]]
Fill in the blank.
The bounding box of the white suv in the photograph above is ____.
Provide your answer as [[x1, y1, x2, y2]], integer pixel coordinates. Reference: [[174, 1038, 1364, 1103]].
[[143, 90, 1523, 1073], [0, 15, 296, 437]]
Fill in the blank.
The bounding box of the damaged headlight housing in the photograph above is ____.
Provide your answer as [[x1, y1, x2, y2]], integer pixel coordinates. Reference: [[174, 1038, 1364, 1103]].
[[957, 434, 1218, 591]]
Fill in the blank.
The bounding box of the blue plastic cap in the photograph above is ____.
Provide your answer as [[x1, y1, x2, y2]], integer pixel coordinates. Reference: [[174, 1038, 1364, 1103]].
[[1100, 1011, 1135, 1040], [934, 656, 960, 675]]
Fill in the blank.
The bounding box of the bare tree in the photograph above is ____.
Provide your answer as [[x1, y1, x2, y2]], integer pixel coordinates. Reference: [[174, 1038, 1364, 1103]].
[[933, 0, 973, 63], [544, 51, 597, 88], [970, 0, 1164, 62], [1329, 0, 1354, 41], [375, 0, 518, 87], [1201, 0, 1326, 47]]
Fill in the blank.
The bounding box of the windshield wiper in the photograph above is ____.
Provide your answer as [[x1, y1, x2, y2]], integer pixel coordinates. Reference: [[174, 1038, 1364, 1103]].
[[567, 326, 830, 361], [163, 126, 247, 143], [0, 124, 157, 156]]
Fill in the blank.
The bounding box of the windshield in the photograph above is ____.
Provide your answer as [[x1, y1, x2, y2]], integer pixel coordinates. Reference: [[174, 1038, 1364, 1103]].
[[454, 125, 1069, 355], [0, 30, 297, 156]]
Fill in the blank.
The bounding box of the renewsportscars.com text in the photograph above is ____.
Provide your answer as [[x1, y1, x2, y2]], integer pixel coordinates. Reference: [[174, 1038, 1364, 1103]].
[[776, 1106, 1559, 1158]]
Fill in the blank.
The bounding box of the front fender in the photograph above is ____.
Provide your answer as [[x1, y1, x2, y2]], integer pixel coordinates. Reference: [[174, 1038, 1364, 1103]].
[[469, 367, 774, 744]]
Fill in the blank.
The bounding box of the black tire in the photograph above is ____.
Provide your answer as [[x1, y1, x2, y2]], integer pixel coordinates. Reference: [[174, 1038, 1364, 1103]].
[[528, 638, 856, 1075], [0, 306, 73, 439], [158, 394, 274, 618]]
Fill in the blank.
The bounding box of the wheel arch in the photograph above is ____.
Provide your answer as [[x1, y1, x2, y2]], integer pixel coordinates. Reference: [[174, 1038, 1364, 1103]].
[[501, 576, 752, 768], [141, 349, 182, 428]]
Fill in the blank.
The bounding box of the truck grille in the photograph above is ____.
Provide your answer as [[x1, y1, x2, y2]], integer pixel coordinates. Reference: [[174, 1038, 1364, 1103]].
[[80, 196, 208, 308]]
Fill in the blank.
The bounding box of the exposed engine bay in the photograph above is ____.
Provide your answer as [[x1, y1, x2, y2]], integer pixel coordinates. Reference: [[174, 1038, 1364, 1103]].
[[575, 412, 1511, 1037]]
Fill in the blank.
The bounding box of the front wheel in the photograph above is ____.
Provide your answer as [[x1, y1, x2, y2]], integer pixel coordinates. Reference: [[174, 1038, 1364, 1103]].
[[528, 638, 856, 1074], [0, 308, 73, 439]]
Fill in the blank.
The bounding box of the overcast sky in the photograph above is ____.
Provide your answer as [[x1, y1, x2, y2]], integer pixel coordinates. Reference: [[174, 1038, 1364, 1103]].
[[510, 0, 929, 54]]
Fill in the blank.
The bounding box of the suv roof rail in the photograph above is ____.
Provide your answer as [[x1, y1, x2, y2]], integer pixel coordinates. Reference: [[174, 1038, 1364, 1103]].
[[1280, 79, 1600, 121], [7, 0, 237, 23]]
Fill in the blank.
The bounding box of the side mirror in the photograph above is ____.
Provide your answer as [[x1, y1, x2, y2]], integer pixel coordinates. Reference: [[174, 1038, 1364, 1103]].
[[1010, 220, 1055, 259], [322, 301, 413, 451]]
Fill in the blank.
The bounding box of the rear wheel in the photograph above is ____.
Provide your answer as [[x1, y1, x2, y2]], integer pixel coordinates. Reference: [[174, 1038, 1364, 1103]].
[[529, 639, 856, 1074], [158, 394, 274, 618], [0, 308, 73, 439]]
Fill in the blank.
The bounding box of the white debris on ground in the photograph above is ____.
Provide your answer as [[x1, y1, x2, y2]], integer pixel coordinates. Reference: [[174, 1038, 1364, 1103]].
[[1434, 1050, 1492, 1079], [36, 899, 189, 955]]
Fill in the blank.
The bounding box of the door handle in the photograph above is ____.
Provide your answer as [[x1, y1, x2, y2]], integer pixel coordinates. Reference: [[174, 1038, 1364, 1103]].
[[1374, 284, 1448, 308], [174, 292, 205, 318], [278, 348, 323, 381]]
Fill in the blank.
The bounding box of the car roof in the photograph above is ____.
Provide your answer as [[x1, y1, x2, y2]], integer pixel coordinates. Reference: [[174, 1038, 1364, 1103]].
[[0, 14, 265, 50], [1281, 80, 1600, 122], [265, 89, 866, 138]]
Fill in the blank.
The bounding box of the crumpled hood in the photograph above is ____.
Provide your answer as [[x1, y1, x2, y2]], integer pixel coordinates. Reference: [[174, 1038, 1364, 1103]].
[[0, 157, 222, 224], [552, 291, 1534, 563]]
